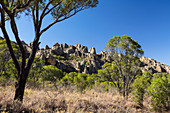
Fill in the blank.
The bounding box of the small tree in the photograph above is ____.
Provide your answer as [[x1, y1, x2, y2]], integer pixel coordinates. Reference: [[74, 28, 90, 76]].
[[105, 35, 144, 98], [132, 72, 152, 107], [147, 73, 170, 112], [28, 58, 45, 86], [0, 0, 98, 101], [98, 62, 122, 92]]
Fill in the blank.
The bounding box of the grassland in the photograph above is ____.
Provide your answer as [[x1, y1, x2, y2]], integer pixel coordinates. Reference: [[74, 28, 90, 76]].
[[0, 85, 153, 113]]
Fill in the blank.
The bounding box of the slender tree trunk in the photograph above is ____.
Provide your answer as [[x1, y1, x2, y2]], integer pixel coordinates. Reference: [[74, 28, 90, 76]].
[[14, 71, 29, 101], [122, 76, 126, 98]]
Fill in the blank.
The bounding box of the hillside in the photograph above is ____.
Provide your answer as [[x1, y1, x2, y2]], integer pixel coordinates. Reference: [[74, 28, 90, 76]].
[[0, 36, 170, 74], [29, 42, 170, 74]]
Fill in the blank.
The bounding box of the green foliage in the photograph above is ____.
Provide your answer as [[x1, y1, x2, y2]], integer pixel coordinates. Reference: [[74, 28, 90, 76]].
[[85, 62, 90, 66], [42, 65, 64, 83], [132, 72, 152, 107], [105, 35, 144, 98], [60, 72, 77, 86], [60, 72, 95, 92], [97, 62, 122, 91], [28, 58, 45, 86], [147, 73, 170, 112], [2, 0, 98, 22], [69, 55, 83, 61], [0, 39, 20, 81], [52, 55, 65, 60]]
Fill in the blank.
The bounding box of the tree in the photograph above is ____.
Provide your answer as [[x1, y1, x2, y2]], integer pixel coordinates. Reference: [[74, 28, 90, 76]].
[[98, 62, 122, 92], [132, 72, 152, 108], [147, 73, 170, 112], [42, 65, 63, 83], [0, 0, 98, 101], [105, 35, 144, 98]]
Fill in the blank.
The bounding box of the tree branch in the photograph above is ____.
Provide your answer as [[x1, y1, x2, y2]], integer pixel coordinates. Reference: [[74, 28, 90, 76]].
[[31, 6, 36, 29], [13, 0, 33, 10], [40, 0, 53, 19], [42, 1, 62, 18], [0, 7, 20, 74], [10, 16, 26, 74], [0, 1, 12, 17], [40, 7, 83, 35]]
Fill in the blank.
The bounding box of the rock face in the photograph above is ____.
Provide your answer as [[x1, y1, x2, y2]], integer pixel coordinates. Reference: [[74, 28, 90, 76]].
[[0, 36, 169, 74], [33, 42, 169, 74], [140, 57, 170, 74], [33, 43, 112, 74]]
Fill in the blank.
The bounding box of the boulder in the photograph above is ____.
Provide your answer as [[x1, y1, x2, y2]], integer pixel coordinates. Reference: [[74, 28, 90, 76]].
[[65, 46, 75, 54], [44, 45, 50, 49], [46, 54, 56, 65], [62, 43, 68, 48], [53, 42, 60, 46], [74, 51, 81, 57], [51, 46, 64, 56], [81, 46, 88, 53], [89, 47, 96, 54], [83, 66, 89, 74]]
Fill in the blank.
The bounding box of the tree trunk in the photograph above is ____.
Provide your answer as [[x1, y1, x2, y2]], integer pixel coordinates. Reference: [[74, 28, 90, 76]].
[[122, 76, 126, 98], [14, 71, 29, 101]]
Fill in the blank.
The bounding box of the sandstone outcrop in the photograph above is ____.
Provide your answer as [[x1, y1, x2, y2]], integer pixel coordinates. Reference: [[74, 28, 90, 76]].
[[140, 57, 170, 74], [0, 37, 169, 74]]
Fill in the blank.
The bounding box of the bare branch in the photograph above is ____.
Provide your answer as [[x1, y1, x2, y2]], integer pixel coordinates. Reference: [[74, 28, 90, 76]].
[[40, 0, 53, 19], [40, 7, 84, 35], [31, 6, 36, 28], [43, 1, 62, 18], [10, 16, 26, 73]]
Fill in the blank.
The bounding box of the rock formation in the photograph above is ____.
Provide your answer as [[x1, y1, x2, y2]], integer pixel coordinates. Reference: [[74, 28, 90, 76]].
[[140, 57, 170, 74], [0, 37, 169, 74], [34, 43, 112, 74], [34, 42, 170, 74]]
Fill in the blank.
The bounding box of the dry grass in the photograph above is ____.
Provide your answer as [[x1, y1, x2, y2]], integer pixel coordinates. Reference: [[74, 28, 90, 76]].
[[0, 85, 153, 113]]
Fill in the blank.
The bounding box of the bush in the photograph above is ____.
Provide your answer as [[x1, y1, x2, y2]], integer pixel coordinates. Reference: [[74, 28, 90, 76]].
[[147, 73, 170, 112], [60, 72, 95, 92], [42, 65, 64, 83], [132, 72, 152, 107], [69, 55, 83, 61]]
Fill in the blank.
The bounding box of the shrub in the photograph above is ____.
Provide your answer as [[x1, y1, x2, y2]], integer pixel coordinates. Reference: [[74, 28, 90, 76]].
[[132, 72, 152, 107], [42, 65, 64, 83], [60, 72, 95, 92], [147, 73, 170, 112]]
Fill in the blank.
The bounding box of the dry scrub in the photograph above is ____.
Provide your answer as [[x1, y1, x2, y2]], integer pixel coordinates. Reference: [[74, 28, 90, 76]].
[[0, 85, 152, 113]]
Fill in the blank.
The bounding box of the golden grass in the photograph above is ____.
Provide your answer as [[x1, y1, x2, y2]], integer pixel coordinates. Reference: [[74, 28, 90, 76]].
[[0, 85, 152, 113]]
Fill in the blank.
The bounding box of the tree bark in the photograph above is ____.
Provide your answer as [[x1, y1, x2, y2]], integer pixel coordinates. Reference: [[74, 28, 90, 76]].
[[14, 71, 29, 101], [122, 75, 126, 98]]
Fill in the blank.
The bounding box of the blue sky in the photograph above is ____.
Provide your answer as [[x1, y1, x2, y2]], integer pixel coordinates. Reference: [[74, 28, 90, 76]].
[[1, 0, 170, 65]]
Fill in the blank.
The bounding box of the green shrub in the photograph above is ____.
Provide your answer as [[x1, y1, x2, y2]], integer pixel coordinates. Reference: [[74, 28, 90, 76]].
[[69, 55, 83, 61], [132, 72, 152, 107], [42, 65, 64, 83], [147, 73, 170, 112], [60, 72, 95, 92], [60, 72, 77, 86]]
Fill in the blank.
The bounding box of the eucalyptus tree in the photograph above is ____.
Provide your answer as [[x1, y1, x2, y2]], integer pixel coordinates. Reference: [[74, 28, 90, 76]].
[[0, 0, 98, 101], [105, 35, 144, 98]]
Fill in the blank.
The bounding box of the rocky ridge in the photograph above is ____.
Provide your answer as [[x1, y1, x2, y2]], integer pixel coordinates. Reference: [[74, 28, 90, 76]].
[[0, 36, 169, 74], [25, 42, 170, 74]]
